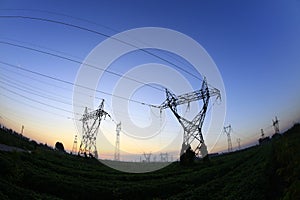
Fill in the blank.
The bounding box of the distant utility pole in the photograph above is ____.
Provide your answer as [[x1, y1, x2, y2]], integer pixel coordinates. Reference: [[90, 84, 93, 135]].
[[272, 116, 280, 134], [78, 99, 109, 158], [72, 135, 78, 154], [236, 138, 241, 150], [114, 122, 121, 161], [21, 125, 24, 135], [224, 125, 233, 152]]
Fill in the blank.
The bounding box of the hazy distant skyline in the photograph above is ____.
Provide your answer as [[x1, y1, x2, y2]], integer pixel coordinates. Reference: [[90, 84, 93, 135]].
[[0, 0, 300, 160]]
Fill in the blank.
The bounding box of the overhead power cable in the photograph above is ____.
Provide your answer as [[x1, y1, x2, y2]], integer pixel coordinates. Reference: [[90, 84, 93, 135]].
[[0, 92, 73, 119], [0, 85, 81, 115], [0, 60, 160, 108], [0, 40, 164, 93], [0, 79, 84, 109], [0, 15, 204, 83]]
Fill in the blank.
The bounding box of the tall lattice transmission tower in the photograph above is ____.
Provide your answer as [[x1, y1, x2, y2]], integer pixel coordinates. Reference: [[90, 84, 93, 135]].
[[272, 116, 280, 134], [224, 125, 233, 152], [72, 135, 78, 154], [160, 78, 220, 159], [78, 99, 109, 158], [114, 122, 121, 161]]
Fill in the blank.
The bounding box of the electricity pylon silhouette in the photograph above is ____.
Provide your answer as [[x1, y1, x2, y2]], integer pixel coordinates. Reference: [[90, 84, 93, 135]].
[[143, 152, 152, 162], [272, 116, 280, 134], [160, 78, 220, 158], [224, 125, 233, 152], [236, 138, 241, 150], [21, 125, 24, 135], [78, 99, 109, 158], [114, 122, 121, 161], [160, 153, 168, 162], [261, 129, 265, 138]]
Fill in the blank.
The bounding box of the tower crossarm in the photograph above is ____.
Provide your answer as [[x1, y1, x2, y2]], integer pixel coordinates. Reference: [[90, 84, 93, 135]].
[[160, 87, 220, 110], [80, 101, 109, 122]]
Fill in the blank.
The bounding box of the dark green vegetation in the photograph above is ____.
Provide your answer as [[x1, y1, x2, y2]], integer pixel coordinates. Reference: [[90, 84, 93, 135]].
[[0, 124, 299, 200]]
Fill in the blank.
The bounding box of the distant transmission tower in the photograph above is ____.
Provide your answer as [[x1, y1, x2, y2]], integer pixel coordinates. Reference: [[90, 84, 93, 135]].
[[236, 138, 241, 150], [78, 99, 109, 158], [261, 129, 265, 138], [224, 125, 233, 152], [21, 125, 24, 135], [143, 152, 152, 162], [114, 122, 121, 161], [160, 153, 168, 162], [72, 135, 78, 154], [160, 78, 220, 158], [272, 116, 280, 134]]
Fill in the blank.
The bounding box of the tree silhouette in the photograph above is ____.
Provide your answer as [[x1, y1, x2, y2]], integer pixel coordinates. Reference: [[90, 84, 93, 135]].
[[180, 145, 195, 165], [55, 142, 65, 152]]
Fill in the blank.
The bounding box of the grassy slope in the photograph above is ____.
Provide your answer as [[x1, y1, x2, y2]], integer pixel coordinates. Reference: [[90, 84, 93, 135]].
[[0, 124, 299, 200]]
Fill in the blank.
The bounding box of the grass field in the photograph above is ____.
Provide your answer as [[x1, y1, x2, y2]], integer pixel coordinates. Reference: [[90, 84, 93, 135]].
[[0, 124, 299, 199]]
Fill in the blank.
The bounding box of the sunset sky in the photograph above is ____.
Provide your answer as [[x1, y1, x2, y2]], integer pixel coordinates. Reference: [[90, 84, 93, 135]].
[[0, 0, 300, 161]]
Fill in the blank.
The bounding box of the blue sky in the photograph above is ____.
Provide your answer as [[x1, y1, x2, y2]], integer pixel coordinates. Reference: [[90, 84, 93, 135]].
[[0, 0, 300, 160]]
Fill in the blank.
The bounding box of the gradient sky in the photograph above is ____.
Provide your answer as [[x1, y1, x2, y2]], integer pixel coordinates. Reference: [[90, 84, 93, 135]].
[[0, 0, 300, 161]]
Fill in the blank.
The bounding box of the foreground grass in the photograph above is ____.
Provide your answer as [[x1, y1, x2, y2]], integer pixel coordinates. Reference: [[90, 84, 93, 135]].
[[0, 124, 299, 199]]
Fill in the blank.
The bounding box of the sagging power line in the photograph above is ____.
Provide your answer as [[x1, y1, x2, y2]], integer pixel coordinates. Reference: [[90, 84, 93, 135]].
[[0, 15, 204, 83]]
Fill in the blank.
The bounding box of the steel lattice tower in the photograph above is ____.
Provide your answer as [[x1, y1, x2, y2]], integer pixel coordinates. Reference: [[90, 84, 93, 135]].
[[72, 135, 78, 154], [272, 116, 280, 134], [78, 99, 109, 158], [224, 125, 233, 152], [160, 78, 220, 158], [114, 122, 121, 161]]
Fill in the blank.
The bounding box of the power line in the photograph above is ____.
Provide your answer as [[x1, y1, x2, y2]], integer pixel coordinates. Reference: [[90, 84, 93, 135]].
[[0, 75, 85, 109], [0, 60, 159, 108], [0, 8, 203, 73], [0, 15, 204, 83], [0, 79, 78, 108], [0, 66, 104, 105], [0, 85, 81, 115], [0, 92, 73, 119], [0, 41, 165, 92]]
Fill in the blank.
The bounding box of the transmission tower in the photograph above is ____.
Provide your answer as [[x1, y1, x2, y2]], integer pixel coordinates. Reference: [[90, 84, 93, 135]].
[[72, 135, 78, 154], [160, 78, 220, 158], [272, 116, 280, 134], [143, 152, 152, 162], [260, 129, 265, 138], [21, 125, 24, 135], [160, 152, 168, 162], [78, 99, 109, 158], [236, 138, 241, 150], [114, 122, 121, 161], [224, 125, 233, 152]]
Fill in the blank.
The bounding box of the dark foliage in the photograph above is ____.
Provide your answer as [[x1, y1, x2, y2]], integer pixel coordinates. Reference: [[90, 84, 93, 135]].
[[55, 142, 65, 152], [0, 124, 299, 199]]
